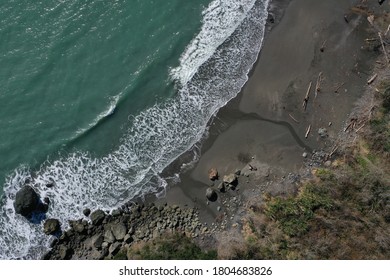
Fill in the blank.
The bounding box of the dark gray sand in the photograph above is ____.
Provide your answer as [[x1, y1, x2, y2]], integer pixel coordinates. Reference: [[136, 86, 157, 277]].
[[157, 0, 383, 226]]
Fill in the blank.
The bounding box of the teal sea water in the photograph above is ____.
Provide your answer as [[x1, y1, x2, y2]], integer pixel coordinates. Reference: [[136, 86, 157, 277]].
[[0, 0, 269, 259]]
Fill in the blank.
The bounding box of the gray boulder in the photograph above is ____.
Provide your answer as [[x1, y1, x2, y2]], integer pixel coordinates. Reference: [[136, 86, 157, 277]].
[[206, 188, 218, 202], [90, 209, 106, 226], [43, 218, 61, 235], [14, 185, 40, 217], [92, 233, 104, 249], [223, 174, 238, 186], [111, 222, 127, 241], [208, 168, 219, 181], [104, 229, 116, 243]]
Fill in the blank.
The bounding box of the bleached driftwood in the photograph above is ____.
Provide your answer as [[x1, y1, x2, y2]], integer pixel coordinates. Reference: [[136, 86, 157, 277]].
[[302, 81, 312, 111], [305, 125, 311, 138], [367, 73, 378, 84]]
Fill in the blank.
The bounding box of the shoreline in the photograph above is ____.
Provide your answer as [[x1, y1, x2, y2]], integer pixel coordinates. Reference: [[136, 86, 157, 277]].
[[44, 0, 390, 259], [155, 0, 380, 226]]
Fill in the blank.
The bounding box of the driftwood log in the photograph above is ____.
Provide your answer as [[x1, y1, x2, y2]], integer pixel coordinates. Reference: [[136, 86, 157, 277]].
[[303, 81, 312, 111]]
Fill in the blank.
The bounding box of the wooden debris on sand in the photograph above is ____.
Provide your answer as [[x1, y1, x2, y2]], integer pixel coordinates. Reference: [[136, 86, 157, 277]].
[[378, 32, 389, 67], [367, 73, 378, 84], [288, 113, 299, 123], [302, 81, 312, 111], [305, 125, 311, 138], [315, 72, 323, 99], [344, 118, 358, 132]]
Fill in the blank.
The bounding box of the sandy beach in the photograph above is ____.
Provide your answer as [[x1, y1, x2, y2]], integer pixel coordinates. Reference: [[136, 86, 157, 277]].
[[158, 0, 383, 232]]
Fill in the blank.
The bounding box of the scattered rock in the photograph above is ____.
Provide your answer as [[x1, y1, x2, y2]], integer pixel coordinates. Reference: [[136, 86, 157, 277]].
[[206, 188, 218, 202], [302, 152, 308, 158], [124, 234, 133, 244], [111, 209, 122, 217], [217, 182, 226, 193], [90, 210, 106, 226], [58, 245, 73, 260], [109, 242, 121, 256], [45, 181, 55, 188], [83, 208, 91, 217], [111, 222, 127, 241], [324, 160, 332, 167], [318, 128, 328, 138], [73, 222, 86, 234], [14, 185, 41, 218], [43, 218, 61, 235], [92, 234, 104, 249], [208, 168, 219, 181], [104, 229, 116, 243], [223, 174, 238, 186]]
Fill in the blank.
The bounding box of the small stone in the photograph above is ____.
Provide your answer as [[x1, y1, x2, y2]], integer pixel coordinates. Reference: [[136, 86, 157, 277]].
[[324, 160, 332, 167], [45, 181, 54, 188], [217, 182, 226, 193], [217, 206, 221, 212], [223, 174, 238, 186], [124, 234, 133, 244], [234, 169, 241, 176], [73, 223, 86, 234], [43, 218, 61, 235], [318, 128, 328, 138], [302, 152, 308, 158], [111, 222, 127, 241], [111, 209, 122, 217], [208, 168, 219, 181], [104, 229, 116, 243], [328, 122, 332, 127], [90, 210, 105, 226], [92, 234, 104, 249], [109, 242, 121, 256], [83, 208, 91, 217], [58, 245, 72, 260]]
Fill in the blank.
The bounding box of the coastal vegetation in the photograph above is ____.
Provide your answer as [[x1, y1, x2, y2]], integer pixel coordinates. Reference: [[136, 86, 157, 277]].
[[226, 76, 390, 260]]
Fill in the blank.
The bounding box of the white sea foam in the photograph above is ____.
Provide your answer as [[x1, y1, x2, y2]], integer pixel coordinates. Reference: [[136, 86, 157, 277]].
[[0, 0, 269, 259]]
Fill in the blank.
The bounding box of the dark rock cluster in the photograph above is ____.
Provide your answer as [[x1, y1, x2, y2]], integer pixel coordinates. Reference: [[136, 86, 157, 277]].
[[43, 203, 208, 260]]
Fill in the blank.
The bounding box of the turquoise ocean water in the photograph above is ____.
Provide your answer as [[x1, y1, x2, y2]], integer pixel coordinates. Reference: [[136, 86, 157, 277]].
[[0, 0, 269, 259]]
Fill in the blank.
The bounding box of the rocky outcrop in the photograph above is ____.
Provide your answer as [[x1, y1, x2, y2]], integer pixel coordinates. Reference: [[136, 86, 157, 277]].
[[43, 203, 208, 260], [14, 185, 45, 218]]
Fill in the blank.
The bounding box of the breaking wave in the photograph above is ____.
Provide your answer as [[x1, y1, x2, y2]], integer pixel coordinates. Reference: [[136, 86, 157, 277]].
[[0, 0, 269, 259]]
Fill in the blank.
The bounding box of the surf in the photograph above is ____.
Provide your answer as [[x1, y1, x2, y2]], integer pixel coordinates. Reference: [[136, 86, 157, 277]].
[[0, 0, 270, 259]]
